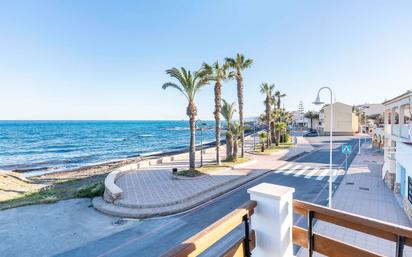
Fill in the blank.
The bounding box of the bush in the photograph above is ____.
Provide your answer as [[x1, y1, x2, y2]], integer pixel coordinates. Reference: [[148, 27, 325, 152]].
[[75, 182, 105, 198]]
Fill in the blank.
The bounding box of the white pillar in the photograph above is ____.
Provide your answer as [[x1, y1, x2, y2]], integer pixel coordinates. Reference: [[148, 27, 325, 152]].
[[248, 183, 295, 257]]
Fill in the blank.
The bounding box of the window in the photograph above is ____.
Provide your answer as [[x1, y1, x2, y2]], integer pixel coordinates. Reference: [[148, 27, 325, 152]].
[[387, 111, 391, 124], [394, 108, 400, 124], [403, 105, 411, 124]]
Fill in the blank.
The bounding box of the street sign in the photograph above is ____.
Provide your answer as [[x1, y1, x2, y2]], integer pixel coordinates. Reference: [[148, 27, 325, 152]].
[[342, 144, 351, 155]]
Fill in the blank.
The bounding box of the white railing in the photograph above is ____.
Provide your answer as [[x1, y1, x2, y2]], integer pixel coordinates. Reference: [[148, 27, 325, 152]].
[[401, 124, 410, 139], [374, 127, 384, 137], [392, 124, 401, 136], [385, 124, 392, 135]]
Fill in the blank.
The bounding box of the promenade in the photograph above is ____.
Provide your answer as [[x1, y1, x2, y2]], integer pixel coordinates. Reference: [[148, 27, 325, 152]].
[[93, 135, 314, 218]]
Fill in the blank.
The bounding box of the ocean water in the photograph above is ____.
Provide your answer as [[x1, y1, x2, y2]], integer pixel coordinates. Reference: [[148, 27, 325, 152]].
[[0, 120, 217, 176]]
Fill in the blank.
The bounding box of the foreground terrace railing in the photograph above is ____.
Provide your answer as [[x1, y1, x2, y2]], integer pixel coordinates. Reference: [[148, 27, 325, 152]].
[[161, 183, 412, 257], [161, 200, 257, 257], [293, 200, 412, 257]]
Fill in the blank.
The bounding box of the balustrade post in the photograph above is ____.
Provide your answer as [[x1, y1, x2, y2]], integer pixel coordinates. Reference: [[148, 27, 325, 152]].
[[248, 183, 295, 257]]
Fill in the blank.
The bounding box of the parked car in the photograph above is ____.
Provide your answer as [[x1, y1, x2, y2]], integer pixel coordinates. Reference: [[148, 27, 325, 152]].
[[303, 131, 319, 137]]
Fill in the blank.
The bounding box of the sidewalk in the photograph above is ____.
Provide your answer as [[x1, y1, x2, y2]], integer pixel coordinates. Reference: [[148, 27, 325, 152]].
[[298, 143, 412, 256], [93, 136, 313, 218]]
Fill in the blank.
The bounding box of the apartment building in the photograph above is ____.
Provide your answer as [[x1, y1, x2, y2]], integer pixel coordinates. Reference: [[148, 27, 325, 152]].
[[376, 90, 412, 219]]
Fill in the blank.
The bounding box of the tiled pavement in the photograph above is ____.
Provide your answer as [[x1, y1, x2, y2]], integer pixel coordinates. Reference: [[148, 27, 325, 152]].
[[93, 135, 314, 218], [298, 144, 412, 257]]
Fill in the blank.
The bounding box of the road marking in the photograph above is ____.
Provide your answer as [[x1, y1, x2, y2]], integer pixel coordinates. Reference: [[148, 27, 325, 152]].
[[293, 166, 311, 177], [332, 169, 339, 182], [304, 167, 320, 178], [283, 165, 302, 175], [316, 169, 330, 180], [273, 163, 293, 173]]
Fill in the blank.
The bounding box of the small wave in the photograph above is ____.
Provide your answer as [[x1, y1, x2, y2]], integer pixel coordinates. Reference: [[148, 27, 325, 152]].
[[165, 127, 189, 131], [140, 134, 154, 137], [140, 151, 163, 157]]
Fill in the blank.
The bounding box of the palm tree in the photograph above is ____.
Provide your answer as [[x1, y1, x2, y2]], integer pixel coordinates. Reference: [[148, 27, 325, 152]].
[[275, 122, 287, 145], [201, 62, 228, 165], [162, 67, 209, 170], [231, 122, 242, 161], [304, 111, 319, 130], [259, 132, 267, 152], [221, 99, 236, 161], [225, 53, 253, 158], [274, 90, 286, 110], [260, 83, 275, 147]]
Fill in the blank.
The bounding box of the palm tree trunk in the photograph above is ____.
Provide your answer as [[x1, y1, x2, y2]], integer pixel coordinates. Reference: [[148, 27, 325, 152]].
[[233, 138, 238, 161], [214, 81, 222, 165], [187, 102, 197, 170], [276, 130, 280, 146], [226, 132, 233, 161], [236, 73, 245, 158], [266, 98, 271, 147], [270, 121, 276, 143]]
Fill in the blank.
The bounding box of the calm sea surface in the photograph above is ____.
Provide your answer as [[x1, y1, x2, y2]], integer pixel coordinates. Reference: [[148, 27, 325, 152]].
[[0, 120, 216, 176]]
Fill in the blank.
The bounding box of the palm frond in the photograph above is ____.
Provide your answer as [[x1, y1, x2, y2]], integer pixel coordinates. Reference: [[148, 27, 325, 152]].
[[162, 82, 188, 100]]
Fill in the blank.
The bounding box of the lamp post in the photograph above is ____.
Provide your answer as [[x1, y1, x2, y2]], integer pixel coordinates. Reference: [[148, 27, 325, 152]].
[[313, 87, 334, 208], [253, 121, 257, 151], [196, 120, 207, 167]]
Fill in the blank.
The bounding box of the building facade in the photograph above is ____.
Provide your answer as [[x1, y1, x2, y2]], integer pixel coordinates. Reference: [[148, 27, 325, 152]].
[[318, 102, 359, 136], [376, 90, 412, 220]]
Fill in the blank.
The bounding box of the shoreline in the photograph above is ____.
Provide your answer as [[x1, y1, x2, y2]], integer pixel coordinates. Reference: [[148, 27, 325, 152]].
[[27, 140, 221, 181]]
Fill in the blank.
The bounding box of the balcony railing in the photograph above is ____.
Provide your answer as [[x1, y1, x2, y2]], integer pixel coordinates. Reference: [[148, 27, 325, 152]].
[[161, 200, 257, 257], [293, 200, 412, 257], [385, 124, 392, 135], [394, 124, 402, 136], [161, 183, 412, 257], [401, 124, 410, 139]]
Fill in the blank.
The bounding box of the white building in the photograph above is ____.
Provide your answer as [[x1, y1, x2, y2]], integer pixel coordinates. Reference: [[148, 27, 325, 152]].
[[376, 90, 412, 219], [318, 102, 359, 136]]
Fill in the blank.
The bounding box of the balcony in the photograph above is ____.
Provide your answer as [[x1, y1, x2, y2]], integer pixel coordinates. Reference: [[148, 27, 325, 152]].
[[393, 124, 401, 136], [374, 127, 384, 137], [401, 124, 410, 139], [385, 124, 392, 135]]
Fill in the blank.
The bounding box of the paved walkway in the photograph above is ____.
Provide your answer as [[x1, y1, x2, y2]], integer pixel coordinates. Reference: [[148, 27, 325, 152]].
[[93, 135, 314, 218], [298, 143, 412, 257]]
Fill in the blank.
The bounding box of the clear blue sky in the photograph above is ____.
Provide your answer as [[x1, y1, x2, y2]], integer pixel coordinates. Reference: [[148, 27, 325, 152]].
[[0, 0, 411, 120]]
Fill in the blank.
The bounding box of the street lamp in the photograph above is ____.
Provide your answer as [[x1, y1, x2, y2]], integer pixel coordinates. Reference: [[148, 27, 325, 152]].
[[313, 87, 334, 208], [196, 120, 207, 167], [253, 121, 257, 151]]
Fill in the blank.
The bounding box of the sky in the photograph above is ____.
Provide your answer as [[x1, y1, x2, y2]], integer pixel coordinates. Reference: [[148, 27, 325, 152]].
[[0, 0, 411, 120]]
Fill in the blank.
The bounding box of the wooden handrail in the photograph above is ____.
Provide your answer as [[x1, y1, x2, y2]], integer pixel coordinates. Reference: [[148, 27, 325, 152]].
[[161, 200, 257, 257], [293, 200, 412, 246], [293, 226, 384, 257]]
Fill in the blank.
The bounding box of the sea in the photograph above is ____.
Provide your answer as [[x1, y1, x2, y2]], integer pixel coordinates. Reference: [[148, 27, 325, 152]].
[[0, 120, 217, 176]]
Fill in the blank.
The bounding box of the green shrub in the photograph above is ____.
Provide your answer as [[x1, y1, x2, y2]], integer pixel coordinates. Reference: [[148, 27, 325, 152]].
[[75, 182, 105, 198]]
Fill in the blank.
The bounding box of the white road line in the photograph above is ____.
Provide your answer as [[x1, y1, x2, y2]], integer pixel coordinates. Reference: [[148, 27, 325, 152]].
[[316, 169, 330, 180], [332, 169, 339, 182], [273, 163, 293, 173], [283, 165, 302, 175], [304, 167, 320, 179], [293, 166, 311, 177]]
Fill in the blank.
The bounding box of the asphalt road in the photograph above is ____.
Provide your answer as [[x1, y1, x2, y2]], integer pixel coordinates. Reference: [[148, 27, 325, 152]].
[[56, 136, 363, 257]]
